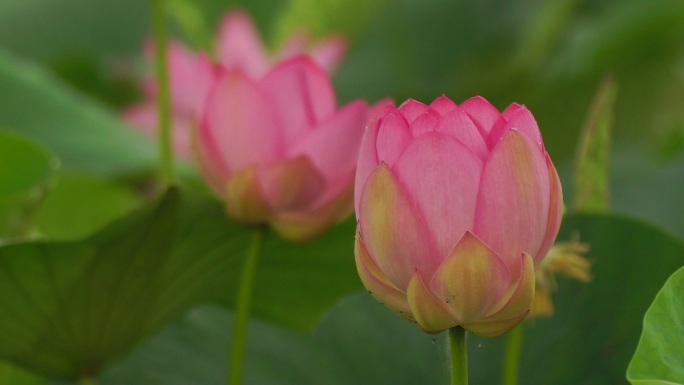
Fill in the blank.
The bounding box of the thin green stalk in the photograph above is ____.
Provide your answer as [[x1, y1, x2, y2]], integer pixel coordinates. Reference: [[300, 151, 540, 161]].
[[449, 326, 468, 385], [151, 0, 174, 185], [229, 226, 268, 385], [502, 324, 524, 385]]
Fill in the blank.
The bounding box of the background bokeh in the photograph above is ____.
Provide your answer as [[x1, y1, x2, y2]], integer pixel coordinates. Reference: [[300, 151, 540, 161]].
[[2, 0, 683, 234], [0, 0, 683, 384]]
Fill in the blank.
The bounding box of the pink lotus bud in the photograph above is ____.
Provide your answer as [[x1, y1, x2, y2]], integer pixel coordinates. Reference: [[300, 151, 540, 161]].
[[216, 9, 347, 78], [354, 96, 563, 336], [197, 56, 388, 241], [125, 9, 347, 158]]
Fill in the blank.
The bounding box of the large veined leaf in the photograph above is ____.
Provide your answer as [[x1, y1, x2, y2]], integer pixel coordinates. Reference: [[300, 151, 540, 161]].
[[34, 172, 141, 240], [99, 213, 684, 384], [0, 130, 58, 237], [0, 130, 56, 198], [0, 188, 362, 381], [0, 48, 156, 175], [0, 188, 250, 380], [627, 266, 684, 385]]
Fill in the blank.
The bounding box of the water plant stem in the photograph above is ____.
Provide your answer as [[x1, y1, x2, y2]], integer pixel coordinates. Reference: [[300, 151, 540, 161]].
[[152, 0, 174, 185], [502, 324, 524, 385], [228, 226, 268, 385], [449, 326, 468, 385]]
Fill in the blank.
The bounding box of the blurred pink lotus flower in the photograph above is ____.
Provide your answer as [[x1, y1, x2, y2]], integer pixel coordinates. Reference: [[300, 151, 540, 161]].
[[216, 10, 347, 78], [125, 9, 347, 158], [354, 96, 563, 337], [197, 55, 390, 240]]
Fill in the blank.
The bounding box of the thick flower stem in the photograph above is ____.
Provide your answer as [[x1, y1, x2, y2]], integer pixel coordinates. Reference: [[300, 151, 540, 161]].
[[449, 326, 468, 385], [502, 324, 524, 385], [228, 226, 268, 385], [151, 0, 175, 186]]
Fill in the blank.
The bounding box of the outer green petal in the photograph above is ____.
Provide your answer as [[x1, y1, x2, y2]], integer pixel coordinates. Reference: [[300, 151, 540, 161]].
[[225, 166, 272, 224], [430, 232, 510, 324], [355, 230, 413, 321], [270, 179, 353, 241], [407, 272, 458, 333], [258, 155, 325, 211], [483, 253, 535, 321]]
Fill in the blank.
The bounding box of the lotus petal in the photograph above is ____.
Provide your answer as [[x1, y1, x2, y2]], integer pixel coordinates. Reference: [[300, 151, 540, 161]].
[[358, 164, 440, 289]]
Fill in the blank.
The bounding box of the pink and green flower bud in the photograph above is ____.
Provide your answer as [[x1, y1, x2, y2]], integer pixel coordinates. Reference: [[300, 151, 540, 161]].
[[197, 55, 389, 241], [125, 8, 348, 159], [354, 96, 563, 337]]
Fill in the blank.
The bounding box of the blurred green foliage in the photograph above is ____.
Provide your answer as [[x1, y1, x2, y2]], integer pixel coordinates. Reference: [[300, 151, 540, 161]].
[[99, 214, 684, 385], [573, 76, 616, 213], [0, 361, 44, 385], [0, 49, 156, 174]]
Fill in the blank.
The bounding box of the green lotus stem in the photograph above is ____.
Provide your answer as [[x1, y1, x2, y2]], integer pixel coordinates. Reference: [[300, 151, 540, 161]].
[[449, 326, 468, 385], [502, 324, 524, 385], [151, 0, 174, 186], [229, 226, 268, 385]]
